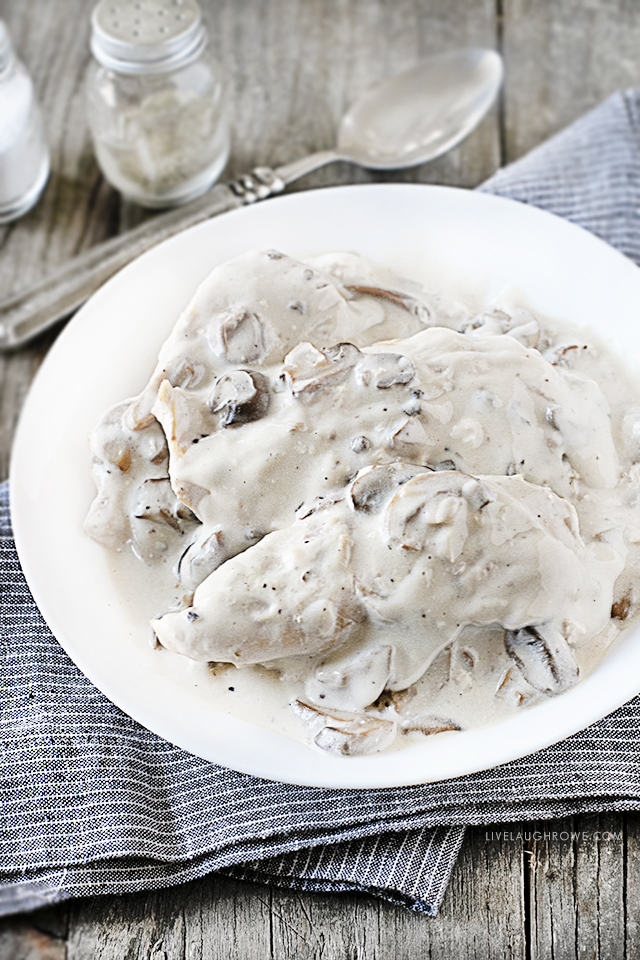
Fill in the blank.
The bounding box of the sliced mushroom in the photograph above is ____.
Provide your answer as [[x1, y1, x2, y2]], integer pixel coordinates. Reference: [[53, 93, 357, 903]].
[[373, 684, 418, 711], [349, 463, 421, 514], [133, 478, 198, 530], [165, 356, 207, 390], [402, 390, 423, 416], [504, 623, 579, 694], [346, 284, 431, 325], [282, 341, 361, 395], [323, 342, 362, 367], [383, 472, 470, 559], [291, 699, 353, 731], [291, 700, 396, 756], [433, 459, 457, 472], [544, 343, 582, 368], [612, 590, 633, 621], [153, 380, 215, 457], [460, 478, 492, 511], [208, 306, 267, 364], [354, 352, 415, 389], [178, 527, 227, 591], [386, 416, 429, 449], [210, 369, 270, 426], [92, 402, 161, 472], [123, 399, 157, 432], [426, 647, 453, 690], [130, 479, 198, 563], [494, 667, 539, 708], [461, 308, 540, 348], [314, 716, 396, 756], [305, 644, 394, 712], [400, 715, 462, 736], [448, 641, 479, 690]]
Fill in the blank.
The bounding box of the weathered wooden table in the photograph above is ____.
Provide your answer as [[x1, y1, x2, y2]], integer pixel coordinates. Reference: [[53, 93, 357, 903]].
[[1, 0, 639, 956]]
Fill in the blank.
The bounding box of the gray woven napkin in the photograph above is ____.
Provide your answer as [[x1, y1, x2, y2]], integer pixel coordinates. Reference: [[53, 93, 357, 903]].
[[3, 88, 640, 920]]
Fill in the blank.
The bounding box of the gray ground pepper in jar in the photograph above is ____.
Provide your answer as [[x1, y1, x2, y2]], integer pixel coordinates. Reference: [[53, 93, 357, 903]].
[[86, 0, 229, 208]]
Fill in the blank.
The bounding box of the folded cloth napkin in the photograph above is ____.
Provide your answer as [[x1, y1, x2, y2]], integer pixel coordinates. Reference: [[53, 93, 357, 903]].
[[3, 88, 640, 920]]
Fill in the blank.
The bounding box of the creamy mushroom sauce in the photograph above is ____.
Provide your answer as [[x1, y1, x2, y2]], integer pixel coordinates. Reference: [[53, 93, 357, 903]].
[[85, 249, 640, 757]]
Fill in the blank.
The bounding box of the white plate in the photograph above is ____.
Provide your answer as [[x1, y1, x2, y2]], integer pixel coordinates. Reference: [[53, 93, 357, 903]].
[[11, 183, 640, 789]]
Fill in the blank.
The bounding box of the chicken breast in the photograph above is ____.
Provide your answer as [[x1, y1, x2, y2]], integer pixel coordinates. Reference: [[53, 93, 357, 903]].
[[152, 466, 624, 713]]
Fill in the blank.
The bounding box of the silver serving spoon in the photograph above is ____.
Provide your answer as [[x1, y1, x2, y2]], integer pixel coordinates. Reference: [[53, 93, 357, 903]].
[[0, 48, 502, 349]]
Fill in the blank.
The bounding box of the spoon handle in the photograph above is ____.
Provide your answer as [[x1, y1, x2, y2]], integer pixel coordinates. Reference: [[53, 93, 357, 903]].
[[0, 153, 338, 350]]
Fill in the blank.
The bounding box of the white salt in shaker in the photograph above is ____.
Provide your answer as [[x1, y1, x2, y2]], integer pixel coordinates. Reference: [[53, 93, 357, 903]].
[[0, 21, 49, 224], [86, 0, 229, 208]]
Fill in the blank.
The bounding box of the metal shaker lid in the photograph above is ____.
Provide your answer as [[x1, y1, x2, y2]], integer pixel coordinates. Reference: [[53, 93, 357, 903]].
[[90, 0, 206, 74]]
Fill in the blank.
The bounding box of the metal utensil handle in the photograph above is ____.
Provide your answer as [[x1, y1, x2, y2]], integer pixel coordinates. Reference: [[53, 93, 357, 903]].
[[0, 167, 289, 350]]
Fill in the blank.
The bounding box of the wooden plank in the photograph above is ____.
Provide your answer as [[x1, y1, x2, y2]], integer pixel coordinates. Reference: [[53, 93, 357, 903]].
[[426, 825, 526, 959], [526, 813, 626, 960], [59, 825, 524, 960], [625, 813, 640, 953], [502, 0, 640, 161], [65, 876, 273, 959]]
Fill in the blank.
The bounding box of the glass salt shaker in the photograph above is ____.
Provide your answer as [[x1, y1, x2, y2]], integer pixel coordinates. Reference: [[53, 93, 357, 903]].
[[0, 20, 49, 224], [86, 0, 229, 208]]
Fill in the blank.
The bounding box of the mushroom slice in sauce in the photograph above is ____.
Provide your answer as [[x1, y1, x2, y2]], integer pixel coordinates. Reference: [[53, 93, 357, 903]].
[[346, 284, 432, 324], [210, 369, 270, 426], [383, 471, 471, 559], [153, 380, 215, 458], [282, 341, 361, 395], [164, 354, 208, 390], [133, 478, 197, 529], [349, 462, 422, 514], [494, 666, 539, 709], [314, 716, 396, 756], [544, 343, 584, 368], [291, 700, 396, 757], [611, 590, 633, 621], [208, 306, 269, 364], [400, 715, 462, 736], [130, 478, 199, 562], [177, 527, 227, 591], [460, 307, 540, 348], [504, 623, 579, 694], [354, 352, 416, 389], [84, 401, 172, 551], [305, 644, 394, 712]]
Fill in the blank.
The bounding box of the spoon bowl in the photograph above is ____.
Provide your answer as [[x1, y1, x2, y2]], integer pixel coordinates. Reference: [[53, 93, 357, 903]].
[[336, 48, 503, 169]]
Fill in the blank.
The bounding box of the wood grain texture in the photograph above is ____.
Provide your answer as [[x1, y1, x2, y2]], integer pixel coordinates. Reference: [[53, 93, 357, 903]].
[[2, 0, 640, 956], [526, 814, 626, 960], [502, 0, 640, 161]]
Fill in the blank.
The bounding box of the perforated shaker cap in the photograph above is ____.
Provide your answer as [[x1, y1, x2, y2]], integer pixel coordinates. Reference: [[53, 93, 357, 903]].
[[0, 21, 14, 74], [91, 0, 206, 74]]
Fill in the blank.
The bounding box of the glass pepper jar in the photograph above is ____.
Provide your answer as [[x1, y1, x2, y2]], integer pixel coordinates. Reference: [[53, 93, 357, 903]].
[[0, 20, 49, 224], [86, 0, 229, 208]]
